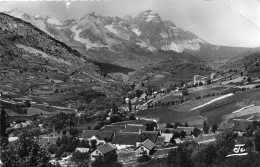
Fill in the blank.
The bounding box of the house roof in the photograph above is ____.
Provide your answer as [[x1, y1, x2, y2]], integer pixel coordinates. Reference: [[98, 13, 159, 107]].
[[76, 147, 89, 153], [100, 125, 125, 132], [174, 138, 183, 144], [81, 130, 114, 141], [141, 139, 156, 150], [161, 133, 173, 143], [232, 119, 253, 132], [97, 143, 116, 155], [112, 131, 159, 146], [155, 136, 165, 145], [122, 125, 146, 132], [140, 131, 159, 143], [112, 132, 140, 146]]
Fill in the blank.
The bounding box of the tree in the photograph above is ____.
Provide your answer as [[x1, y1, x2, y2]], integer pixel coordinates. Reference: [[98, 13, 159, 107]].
[[137, 151, 151, 163], [167, 142, 196, 167], [146, 122, 157, 131], [203, 120, 209, 134], [247, 77, 252, 83], [180, 131, 187, 139], [24, 100, 31, 107], [71, 151, 90, 167], [214, 130, 237, 162], [170, 137, 176, 145], [172, 132, 180, 139], [185, 122, 189, 127], [2, 133, 60, 167], [0, 108, 8, 147], [92, 151, 122, 167], [254, 129, 260, 153], [90, 140, 97, 151], [110, 114, 120, 123], [166, 123, 174, 128], [174, 122, 183, 129], [211, 124, 218, 133], [47, 143, 58, 154], [192, 127, 201, 137]]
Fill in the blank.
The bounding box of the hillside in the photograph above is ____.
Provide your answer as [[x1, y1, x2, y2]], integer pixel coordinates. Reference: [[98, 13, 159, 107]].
[[0, 13, 127, 110], [219, 50, 260, 77]]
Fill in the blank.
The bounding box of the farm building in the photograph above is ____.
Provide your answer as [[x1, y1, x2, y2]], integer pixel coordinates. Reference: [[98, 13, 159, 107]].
[[112, 131, 159, 150], [136, 139, 156, 155], [90, 143, 116, 161], [80, 130, 114, 143]]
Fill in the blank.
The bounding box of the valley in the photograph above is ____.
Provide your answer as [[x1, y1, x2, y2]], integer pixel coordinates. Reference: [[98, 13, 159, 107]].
[[1, 7, 260, 167]]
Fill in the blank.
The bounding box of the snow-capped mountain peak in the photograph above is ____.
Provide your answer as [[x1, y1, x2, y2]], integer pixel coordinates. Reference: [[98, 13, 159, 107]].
[[46, 15, 63, 26]]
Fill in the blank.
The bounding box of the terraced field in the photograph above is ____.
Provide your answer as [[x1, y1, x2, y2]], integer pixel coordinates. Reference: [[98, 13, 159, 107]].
[[136, 88, 260, 128]]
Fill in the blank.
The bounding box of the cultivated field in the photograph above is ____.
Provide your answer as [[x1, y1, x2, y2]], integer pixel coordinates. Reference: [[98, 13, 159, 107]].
[[136, 88, 260, 128]]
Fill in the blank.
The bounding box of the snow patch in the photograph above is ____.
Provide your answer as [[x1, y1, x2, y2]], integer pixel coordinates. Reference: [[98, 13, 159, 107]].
[[145, 14, 157, 22], [70, 25, 107, 49], [161, 39, 203, 52], [46, 16, 63, 26], [34, 14, 41, 19], [132, 28, 141, 36], [161, 42, 181, 53], [105, 24, 119, 35]]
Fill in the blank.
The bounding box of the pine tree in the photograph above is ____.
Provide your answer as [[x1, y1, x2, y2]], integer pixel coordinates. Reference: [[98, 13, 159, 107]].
[[203, 120, 209, 134]]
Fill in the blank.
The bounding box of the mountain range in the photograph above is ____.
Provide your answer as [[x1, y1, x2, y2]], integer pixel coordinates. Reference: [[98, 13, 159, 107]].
[[5, 9, 254, 69], [2, 9, 260, 85]]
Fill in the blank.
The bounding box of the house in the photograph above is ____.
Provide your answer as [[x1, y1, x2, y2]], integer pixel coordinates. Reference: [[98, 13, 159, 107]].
[[194, 75, 208, 85], [139, 131, 159, 143], [90, 143, 116, 161], [174, 138, 183, 144], [80, 130, 114, 143], [161, 133, 173, 144], [136, 139, 156, 155], [112, 132, 140, 149], [122, 124, 146, 133], [155, 136, 165, 146], [112, 130, 159, 150]]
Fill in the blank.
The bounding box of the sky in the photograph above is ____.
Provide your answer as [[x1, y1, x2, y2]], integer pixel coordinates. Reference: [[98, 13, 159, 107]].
[[0, 0, 260, 48]]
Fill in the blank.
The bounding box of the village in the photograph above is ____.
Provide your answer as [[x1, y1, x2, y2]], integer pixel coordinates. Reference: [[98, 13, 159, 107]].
[[1, 70, 259, 167]]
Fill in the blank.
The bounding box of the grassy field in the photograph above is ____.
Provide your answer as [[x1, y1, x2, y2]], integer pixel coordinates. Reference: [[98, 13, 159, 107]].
[[170, 96, 222, 112], [136, 106, 205, 127], [136, 88, 260, 128]]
